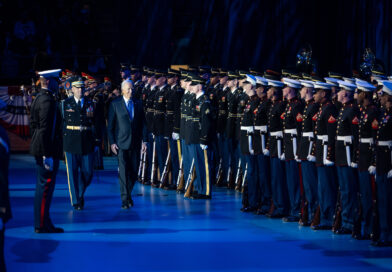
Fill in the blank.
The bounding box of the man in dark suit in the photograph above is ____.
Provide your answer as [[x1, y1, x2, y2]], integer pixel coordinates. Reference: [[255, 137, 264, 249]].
[[108, 79, 147, 209], [0, 125, 11, 272], [29, 69, 64, 233]]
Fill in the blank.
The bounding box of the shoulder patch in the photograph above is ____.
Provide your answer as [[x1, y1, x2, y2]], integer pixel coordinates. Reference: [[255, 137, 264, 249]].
[[328, 115, 336, 124], [280, 112, 285, 120], [312, 113, 318, 121], [352, 116, 359, 125]]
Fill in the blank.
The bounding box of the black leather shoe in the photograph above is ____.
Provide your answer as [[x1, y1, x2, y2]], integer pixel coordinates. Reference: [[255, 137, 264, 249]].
[[128, 198, 134, 207], [311, 224, 332, 230], [371, 240, 391, 247], [121, 203, 129, 209], [35, 226, 64, 233], [334, 227, 352, 235], [255, 209, 268, 215], [241, 207, 257, 213], [266, 213, 284, 218], [299, 219, 310, 226], [283, 216, 300, 222], [73, 204, 82, 210], [190, 194, 202, 199]]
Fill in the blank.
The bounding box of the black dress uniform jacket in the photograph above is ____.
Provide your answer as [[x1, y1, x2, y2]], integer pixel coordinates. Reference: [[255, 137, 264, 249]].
[[297, 100, 319, 160], [29, 88, 63, 159], [225, 88, 241, 139], [374, 107, 392, 175], [240, 95, 260, 154], [282, 98, 304, 160], [313, 101, 338, 166], [335, 102, 360, 166], [62, 97, 99, 155], [217, 86, 229, 135], [165, 84, 184, 137], [267, 99, 286, 158], [189, 94, 212, 145], [253, 98, 271, 155], [153, 85, 170, 136]]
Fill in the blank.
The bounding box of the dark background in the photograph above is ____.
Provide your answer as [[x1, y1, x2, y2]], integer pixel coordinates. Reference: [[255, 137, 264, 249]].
[[0, 0, 391, 84]]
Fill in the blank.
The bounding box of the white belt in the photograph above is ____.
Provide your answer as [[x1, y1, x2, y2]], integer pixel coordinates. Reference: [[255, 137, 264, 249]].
[[378, 140, 392, 147], [270, 131, 283, 138], [337, 135, 353, 144], [302, 131, 314, 138], [254, 125, 267, 133], [317, 135, 328, 142], [284, 129, 297, 135], [241, 126, 254, 133], [360, 138, 373, 144]]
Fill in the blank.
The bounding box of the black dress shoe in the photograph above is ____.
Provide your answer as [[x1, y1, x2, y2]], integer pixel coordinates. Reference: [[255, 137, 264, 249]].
[[190, 194, 202, 199], [334, 227, 352, 235], [283, 216, 300, 222], [121, 203, 129, 209], [299, 219, 310, 226], [128, 198, 134, 207], [35, 226, 64, 233], [241, 207, 257, 213], [255, 209, 268, 215], [266, 213, 284, 218], [311, 224, 332, 230], [73, 204, 82, 210]]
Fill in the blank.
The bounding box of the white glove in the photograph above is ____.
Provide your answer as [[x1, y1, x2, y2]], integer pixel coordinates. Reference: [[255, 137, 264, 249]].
[[263, 149, 270, 156], [172, 133, 180, 140], [307, 155, 316, 162], [43, 156, 53, 171], [164, 136, 169, 140], [324, 159, 334, 166], [200, 144, 208, 150], [280, 153, 285, 161], [250, 150, 254, 155], [350, 162, 358, 168], [368, 165, 376, 175], [388, 169, 392, 179]]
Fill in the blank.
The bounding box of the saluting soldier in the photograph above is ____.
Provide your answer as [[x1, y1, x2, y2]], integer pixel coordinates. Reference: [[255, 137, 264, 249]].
[[354, 80, 378, 239], [281, 78, 304, 222], [29, 69, 64, 233], [370, 81, 392, 247], [62, 78, 100, 210], [311, 82, 338, 231]]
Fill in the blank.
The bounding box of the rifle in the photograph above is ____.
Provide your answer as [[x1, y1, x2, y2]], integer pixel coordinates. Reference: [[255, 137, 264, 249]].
[[241, 163, 248, 193], [176, 158, 184, 193], [215, 158, 223, 185], [150, 136, 157, 185], [234, 159, 243, 191], [160, 148, 171, 188], [227, 166, 235, 189], [141, 151, 147, 184], [184, 159, 195, 198], [137, 147, 144, 182]]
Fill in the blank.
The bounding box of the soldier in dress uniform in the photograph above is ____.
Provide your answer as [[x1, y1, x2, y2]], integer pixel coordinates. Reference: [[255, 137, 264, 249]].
[[131, 65, 143, 100], [238, 75, 260, 211], [297, 79, 319, 226], [164, 68, 183, 189], [265, 79, 289, 218], [62, 79, 100, 210], [333, 80, 360, 235], [152, 70, 170, 187], [29, 69, 64, 233], [187, 75, 213, 199], [354, 80, 378, 239], [253, 76, 272, 215], [281, 78, 304, 222], [310, 82, 338, 231], [370, 81, 392, 247]]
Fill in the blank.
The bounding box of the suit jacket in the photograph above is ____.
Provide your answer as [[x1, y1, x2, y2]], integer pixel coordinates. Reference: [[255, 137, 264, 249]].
[[107, 96, 147, 150], [0, 125, 11, 223], [29, 88, 63, 158]]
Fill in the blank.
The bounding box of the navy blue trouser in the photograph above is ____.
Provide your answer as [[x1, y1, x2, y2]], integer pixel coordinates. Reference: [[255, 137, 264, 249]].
[[34, 157, 59, 229], [285, 160, 301, 217], [181, 140, 192, 185], [358, 170, 374, 236], [155, 135, 168, 179], [220, 135, 230, 184], [257, 154, 271, 212], [376, 174, 392, 242], [336, 166, 359, 230], [301, 160, 318, 221], [169, 138, 180, 184], [65, 152, 94, 206], [317, 166, 338, 226], [190, 144, 213, 196], [270, 157, 289, 215], [245, 154, 258, 208]]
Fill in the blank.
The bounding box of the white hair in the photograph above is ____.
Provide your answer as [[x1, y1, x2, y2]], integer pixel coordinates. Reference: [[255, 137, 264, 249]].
[[121, 79, 134, 90]]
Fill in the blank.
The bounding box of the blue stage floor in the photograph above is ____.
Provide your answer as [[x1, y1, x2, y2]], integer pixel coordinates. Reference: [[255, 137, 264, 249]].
[[4, 154, 392, 271]]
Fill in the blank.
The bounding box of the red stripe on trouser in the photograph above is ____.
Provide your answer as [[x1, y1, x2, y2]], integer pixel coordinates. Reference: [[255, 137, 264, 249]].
[[40, 178, 52, 228]]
